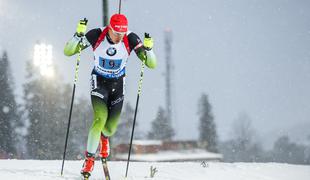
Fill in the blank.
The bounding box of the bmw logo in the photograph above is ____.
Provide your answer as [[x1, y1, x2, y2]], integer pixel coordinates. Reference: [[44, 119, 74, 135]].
[[106, 47, 117, 56]]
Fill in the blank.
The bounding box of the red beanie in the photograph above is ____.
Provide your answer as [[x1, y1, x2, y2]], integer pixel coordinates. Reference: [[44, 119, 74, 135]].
[[109, 14, 128, 33]]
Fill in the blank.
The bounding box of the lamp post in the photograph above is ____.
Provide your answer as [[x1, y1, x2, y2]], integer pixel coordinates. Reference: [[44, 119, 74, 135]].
[[102, 0, 109, 26], [33, 43, 54, 78]]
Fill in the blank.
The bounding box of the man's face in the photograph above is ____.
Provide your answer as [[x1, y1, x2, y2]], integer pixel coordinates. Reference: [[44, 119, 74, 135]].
[[108, 27, 126, 44]]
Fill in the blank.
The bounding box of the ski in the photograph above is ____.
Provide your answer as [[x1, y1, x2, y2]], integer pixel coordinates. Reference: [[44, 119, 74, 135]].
[[101, 158, 111, 180], [81, 172, 91, 180]]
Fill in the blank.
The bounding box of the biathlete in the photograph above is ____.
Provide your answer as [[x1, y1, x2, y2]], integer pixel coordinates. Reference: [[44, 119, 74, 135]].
[[64, 13, 157, 177]]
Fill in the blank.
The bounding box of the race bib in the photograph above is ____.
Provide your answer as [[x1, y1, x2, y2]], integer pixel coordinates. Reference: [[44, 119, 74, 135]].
[[99, 57, 122, 70]]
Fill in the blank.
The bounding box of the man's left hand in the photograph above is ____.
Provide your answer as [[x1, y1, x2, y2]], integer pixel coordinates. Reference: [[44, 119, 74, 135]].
[[143, 33, 154, 50]]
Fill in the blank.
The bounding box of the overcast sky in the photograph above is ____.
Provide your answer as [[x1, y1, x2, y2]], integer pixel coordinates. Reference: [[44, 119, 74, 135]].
[[1, 0, 310, 145]]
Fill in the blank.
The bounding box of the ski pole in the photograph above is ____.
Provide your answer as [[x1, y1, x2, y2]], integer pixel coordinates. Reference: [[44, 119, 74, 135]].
[[125, 59, 146, 178], [61, 39, 83, 176]]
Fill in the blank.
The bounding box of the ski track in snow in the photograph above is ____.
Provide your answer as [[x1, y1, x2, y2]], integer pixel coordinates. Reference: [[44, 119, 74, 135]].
[[0, 160, 310, 180]]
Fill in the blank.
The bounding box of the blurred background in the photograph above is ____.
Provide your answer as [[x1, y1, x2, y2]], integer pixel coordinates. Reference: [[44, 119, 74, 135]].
[[0, 0, 309, 164]]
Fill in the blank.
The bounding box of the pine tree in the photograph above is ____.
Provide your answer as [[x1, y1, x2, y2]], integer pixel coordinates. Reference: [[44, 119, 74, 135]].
[[23, 60, 70, 159], [0, 51, 20, 158], [148, 106, 175, 140], [232, 113, 254, 151], [198, 93, 218, 152], [223, 112, 264, 162], [272, 135, 307, 164]]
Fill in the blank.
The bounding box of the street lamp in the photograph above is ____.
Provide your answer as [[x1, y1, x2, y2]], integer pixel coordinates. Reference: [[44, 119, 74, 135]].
[[33, 43, 54, 78]]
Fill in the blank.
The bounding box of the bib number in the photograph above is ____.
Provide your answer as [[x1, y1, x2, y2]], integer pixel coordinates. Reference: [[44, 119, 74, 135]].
[[99, 57, 122, 70]]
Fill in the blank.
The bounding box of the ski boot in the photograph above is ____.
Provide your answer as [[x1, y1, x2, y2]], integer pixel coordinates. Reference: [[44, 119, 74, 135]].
[[81, 151, 95, 179], [99, 133, 110, 159]]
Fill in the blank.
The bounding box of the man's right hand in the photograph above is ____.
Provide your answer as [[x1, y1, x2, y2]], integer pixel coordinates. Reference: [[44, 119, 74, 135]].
[[76, 18, 88, 37]]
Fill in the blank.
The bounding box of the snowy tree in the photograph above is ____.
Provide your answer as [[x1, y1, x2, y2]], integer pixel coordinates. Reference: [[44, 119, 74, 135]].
[[232, 113, 254, 150], [220, 112, 264, 162], [0, 51, 21, 158], [148, 106, 175, 140], [197, 93, 218, 152], [23, 60, 71, 159], [271, 135, 308, 164], [23, 58, 96, 160]]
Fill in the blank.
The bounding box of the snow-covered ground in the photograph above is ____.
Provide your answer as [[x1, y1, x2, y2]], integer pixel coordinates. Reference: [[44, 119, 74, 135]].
[[0, 160, 310, 180], [115, 149, 223, 162]]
